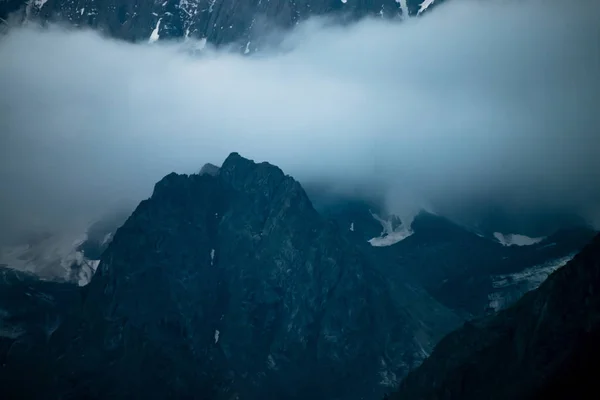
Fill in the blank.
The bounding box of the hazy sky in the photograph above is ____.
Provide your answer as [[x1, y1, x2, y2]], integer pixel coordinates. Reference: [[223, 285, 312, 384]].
[[1, 0, 599, 238]]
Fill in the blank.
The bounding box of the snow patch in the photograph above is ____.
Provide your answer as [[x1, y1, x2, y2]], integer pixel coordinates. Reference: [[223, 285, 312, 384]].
[[397, 0, 410, 19], [341, 0, 347, 3], [80, 8, 85, 15], [368, 212, 413, 247], [210, 249, 215, 265], [493, 232, 545, 247], [244, 41, 251, 54], [148, 19, 162, 44], [350, 222, 354, 232], [33, 0, 48, 9], [214, 329, 220, 343]]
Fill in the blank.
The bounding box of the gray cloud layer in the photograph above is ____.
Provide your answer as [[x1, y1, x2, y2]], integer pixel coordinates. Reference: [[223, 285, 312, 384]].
[[1, 0, 599, 238]]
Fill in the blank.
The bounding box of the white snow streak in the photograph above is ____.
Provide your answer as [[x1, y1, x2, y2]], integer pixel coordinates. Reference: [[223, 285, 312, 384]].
[[149, 19, 162, 44], [350, 222, 354, 232], [417, 0, 435, 15], [210, 249, 215, 265], [101, 232, 113, 246], [214, 329, 220, 343]]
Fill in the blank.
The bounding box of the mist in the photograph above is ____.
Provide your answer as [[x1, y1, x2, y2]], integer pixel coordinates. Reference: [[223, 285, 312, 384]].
[[1, 0, 599, 240]]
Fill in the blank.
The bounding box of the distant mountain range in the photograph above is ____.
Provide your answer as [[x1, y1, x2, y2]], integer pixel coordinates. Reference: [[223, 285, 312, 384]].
[[0, 152, 597, 399], [2, 0, 445, 49]]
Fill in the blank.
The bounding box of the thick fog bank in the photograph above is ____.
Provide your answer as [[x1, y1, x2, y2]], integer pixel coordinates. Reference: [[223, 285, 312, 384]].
[[1, 0, 599, 242]]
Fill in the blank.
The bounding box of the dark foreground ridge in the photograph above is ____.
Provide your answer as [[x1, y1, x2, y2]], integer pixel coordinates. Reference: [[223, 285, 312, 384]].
[[391, 232, 600, 400]]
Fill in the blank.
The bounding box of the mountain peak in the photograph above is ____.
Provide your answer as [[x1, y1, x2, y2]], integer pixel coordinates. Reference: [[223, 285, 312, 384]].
[[199, 162, 220, 176]]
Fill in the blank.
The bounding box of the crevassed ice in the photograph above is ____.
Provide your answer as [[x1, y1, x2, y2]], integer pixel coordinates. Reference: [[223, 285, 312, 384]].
[[488, 255, 574, 311]]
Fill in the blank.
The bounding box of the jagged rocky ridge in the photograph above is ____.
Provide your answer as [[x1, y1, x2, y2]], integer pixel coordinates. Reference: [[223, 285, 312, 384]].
[[3, 0, 445, 48], [390, 232, 600, 399], [0, 152, 462, 400]]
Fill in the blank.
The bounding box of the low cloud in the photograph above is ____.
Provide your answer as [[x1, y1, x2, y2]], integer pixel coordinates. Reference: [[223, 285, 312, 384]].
[[1, 0, 599, 240]]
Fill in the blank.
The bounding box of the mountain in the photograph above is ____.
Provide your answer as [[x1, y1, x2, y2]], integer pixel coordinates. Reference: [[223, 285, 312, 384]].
[[0, 153, 596, 399], [1, 152, 462, 400], [313, 193, 596, 318], [390, 232, 600, 400], [3, 0, 445, 48]]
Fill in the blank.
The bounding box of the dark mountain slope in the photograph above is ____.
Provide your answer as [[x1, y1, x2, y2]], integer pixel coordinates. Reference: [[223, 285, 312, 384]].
[[391, 233, 600, 400], [314, 194, 595, 318], [0, 267, 80, 394], [3, 152, 460, 400]]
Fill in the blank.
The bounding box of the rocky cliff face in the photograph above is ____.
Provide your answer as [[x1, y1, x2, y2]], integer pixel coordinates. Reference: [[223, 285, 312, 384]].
[[391, 233, 600, 400], [2, 152, 461, 400]]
